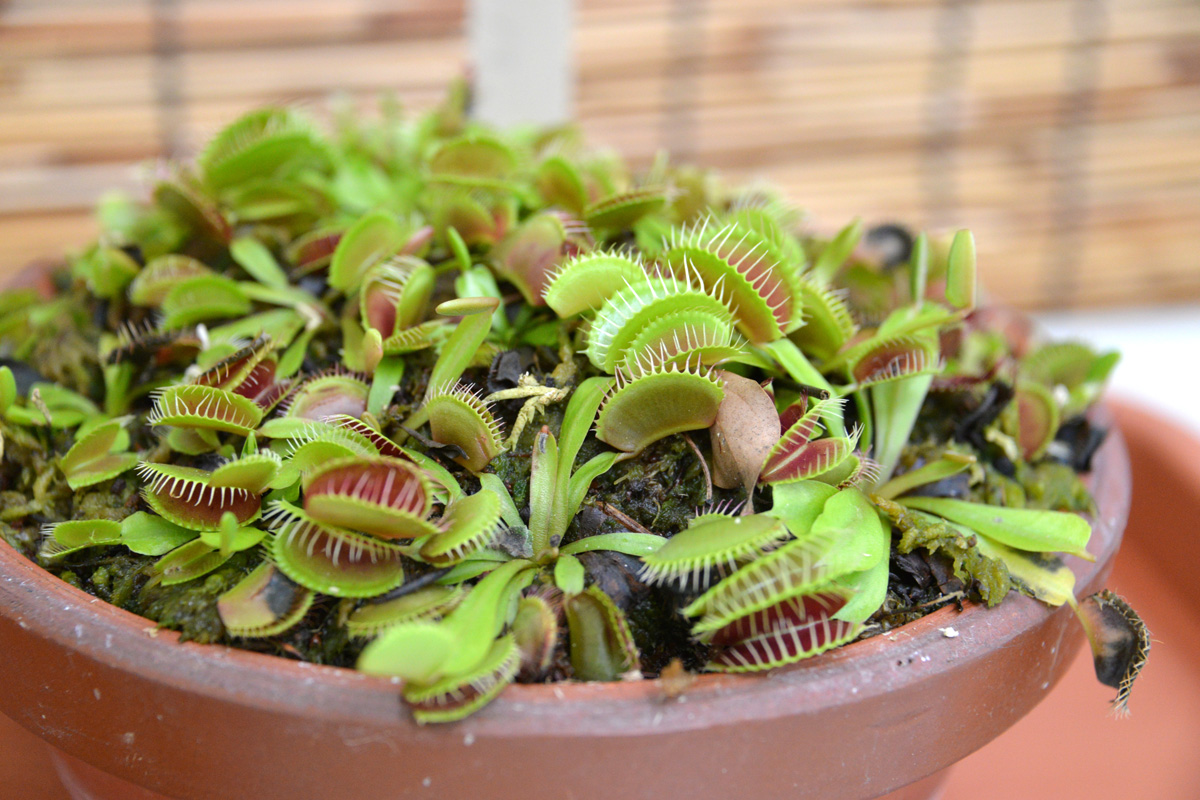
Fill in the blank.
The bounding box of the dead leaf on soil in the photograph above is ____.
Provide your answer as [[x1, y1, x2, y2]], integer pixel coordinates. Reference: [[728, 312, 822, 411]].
[[709, 370, 781, 498]]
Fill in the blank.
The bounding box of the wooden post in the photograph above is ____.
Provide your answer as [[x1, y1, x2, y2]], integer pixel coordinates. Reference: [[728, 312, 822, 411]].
[[467, 0, 574, 127]]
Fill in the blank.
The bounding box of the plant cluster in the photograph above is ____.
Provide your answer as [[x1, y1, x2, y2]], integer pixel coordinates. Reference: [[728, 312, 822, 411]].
[[0, 85, 1146, 723]]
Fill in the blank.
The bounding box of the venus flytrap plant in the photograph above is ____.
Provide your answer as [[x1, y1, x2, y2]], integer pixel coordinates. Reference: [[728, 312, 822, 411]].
[[348, 376, 663, 716], [641, 480, 889, 672], [0, 87, 1148, 727]]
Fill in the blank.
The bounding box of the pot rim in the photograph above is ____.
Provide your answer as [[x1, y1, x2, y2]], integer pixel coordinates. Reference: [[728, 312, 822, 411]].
[[0, 408, 1130, 738]]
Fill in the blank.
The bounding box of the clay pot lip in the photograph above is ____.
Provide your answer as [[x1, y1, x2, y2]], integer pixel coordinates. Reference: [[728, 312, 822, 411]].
[[0, 407, 1130, 737]]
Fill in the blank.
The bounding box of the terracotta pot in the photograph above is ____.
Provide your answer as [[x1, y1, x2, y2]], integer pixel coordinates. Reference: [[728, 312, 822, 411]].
[[0, 389, 1130, 800]]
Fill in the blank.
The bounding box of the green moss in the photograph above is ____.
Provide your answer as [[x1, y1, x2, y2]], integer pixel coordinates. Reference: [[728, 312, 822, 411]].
[[0, 520, 38, 558], [587, 435, 733, 536], [73, 480, 140, 521], [1016, 461, 1093, 512], [876, 496, 1012, 607], [893, 436, 1094, 514], [138, 557, 253, 643]]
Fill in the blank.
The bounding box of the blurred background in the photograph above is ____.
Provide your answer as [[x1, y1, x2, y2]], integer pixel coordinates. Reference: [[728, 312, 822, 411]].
[[2, 0, 1198, 308], [1, 1, 1199, 798]]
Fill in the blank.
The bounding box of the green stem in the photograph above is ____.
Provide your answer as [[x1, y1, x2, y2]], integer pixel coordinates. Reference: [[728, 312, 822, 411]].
[[367, 357, 404, 417], [394, 405, 429, 444]]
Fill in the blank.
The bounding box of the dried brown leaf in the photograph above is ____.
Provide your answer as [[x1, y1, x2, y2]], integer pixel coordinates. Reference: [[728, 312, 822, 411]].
[[709, 370, 781, 495]]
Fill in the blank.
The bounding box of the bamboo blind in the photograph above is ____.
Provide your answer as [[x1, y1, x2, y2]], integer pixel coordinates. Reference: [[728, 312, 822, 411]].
[[1, 0, 1197, 308]]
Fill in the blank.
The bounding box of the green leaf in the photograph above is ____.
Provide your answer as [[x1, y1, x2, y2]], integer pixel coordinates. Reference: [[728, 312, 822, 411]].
[[439, 559, 534, 677], [152, 539, 231, 586], [199, 512, 266, 557], [209, 451, 281, 493], [832, 554, 890, 624], [403, 635, 521, 724], [368, 356, 403, 416], [909, 232, 929, 302], [766, 480, 839, 536], [811, 217, 863, 286], [566, 452, 619, 517], [208, 308, 304, 348], [257, 417, 320, 439], [8, 383, 100, 429], [585, 188, 667, 231], [120, 512, 199, 556], [218, 562, 314, 638], [269, 502, 406, 597], [870, 373, 935, 482], [762, 339, 843, 437], [478, 472, 522, 528], [558, 377, 610, 478], [277, 326, 316, 379], [436, 557, 508, 585], [149, 384, 263, 435], [705, 590, 860, 673], [357, 621, 458, 684], [974, 529, 1076, 606], [404, 446, 463, 502], [944, 229, 976, 310], [226, 178, 317, 223], [429, 134, 516, 184], [543, 253, 646, 318], [330, 157, 398, 213], [58, 417, 138, 490], [808, 488, 889, 577], [554, 553, 586, 595], [528, 426, 560, 555], [684, 535, 831, 630], [100, 333, 136, 416], [554, 376, 613, 530], [446, 226, 472, 273], [160, 275, 251, 329], [230, 236, 289, 289], [198, 107, 328, 192], [454, 265, 508, 334], [424, 386, 504, 471], [33, 383, 100, 416], [329, 211, 406, 292], [238, 281, 326, 314], [419, 490, 502, 566], [0, 366, 16, 415], [899, 496, 1093, 560], [346, 585, 465, 638], [559, 532, 667, 557], [425, 297, 499, 398], [640, 514, 791, 589], [874, 451, 974, 500], [73, 247, 140, 299], [595, 368, 723, 457], [128, 254, 213, 306]]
